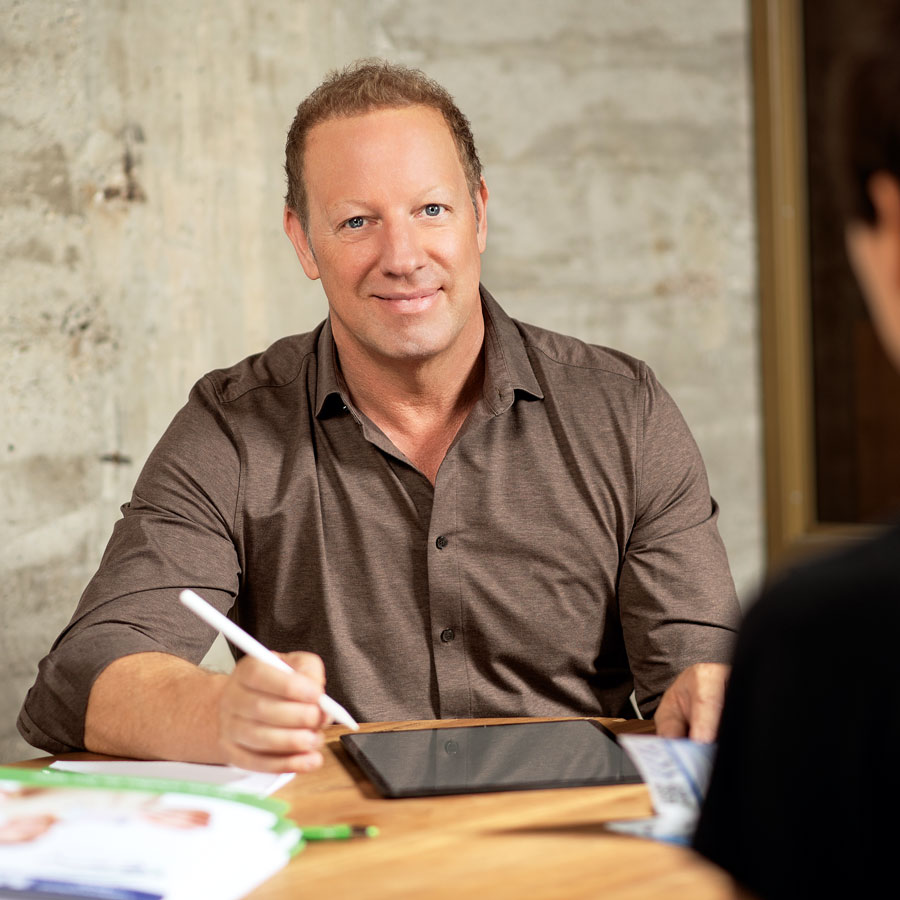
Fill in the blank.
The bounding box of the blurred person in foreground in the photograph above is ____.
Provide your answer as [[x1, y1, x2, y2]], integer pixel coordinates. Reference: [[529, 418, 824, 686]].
[[693, 4, 900, 897]]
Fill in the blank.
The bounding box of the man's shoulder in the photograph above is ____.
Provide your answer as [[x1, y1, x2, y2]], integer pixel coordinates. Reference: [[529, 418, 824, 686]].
[[512, 318, 649, 385], [202, 324, 326, 404]]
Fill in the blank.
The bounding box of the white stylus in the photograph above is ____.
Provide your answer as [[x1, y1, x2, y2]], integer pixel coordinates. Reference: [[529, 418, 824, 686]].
[[179, 589, 359, 731]]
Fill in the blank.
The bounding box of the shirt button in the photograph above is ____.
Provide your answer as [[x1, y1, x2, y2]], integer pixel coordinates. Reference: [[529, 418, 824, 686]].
[[440, 627, 455, 643], [435, 535, 449, 550], [444, 740, 460, 755]]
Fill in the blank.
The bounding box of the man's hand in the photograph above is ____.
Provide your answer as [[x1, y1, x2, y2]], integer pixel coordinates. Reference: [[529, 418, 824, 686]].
[[85, 651, 332, 772], [217, 651, 330, 773], [654, 662, 730, 743]]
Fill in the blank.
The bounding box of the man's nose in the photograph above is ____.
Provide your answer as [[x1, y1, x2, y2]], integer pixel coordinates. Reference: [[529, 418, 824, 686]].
[[378, 218, 427, 276]]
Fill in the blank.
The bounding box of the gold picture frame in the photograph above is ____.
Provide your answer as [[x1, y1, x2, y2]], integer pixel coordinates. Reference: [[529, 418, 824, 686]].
[[752, 0, 878, 568]]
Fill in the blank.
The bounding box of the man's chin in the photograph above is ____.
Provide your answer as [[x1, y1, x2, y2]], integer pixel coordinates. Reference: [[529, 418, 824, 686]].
[[362, 313, 465, 362], [368, 337, 456, 363]]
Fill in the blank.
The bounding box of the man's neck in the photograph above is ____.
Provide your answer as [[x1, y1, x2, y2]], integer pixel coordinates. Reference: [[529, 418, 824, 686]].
[[333, 317, 486, 483]]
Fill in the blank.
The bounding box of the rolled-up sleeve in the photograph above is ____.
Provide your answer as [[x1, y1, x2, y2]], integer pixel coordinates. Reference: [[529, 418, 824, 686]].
[[618, 366, 740, 716], [18, 376, 242, 753]]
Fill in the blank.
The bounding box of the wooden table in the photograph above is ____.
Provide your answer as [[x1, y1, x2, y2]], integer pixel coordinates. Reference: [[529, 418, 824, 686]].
[[20, 717, 735, 899], [258, 716, 732, 899]]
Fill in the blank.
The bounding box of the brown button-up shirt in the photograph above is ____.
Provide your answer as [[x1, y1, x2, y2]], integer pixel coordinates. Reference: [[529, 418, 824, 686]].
[[19, 288, 739, 754]]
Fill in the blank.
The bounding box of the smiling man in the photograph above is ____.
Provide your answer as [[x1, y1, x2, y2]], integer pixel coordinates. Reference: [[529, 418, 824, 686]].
[[19, 61, 740, 772]]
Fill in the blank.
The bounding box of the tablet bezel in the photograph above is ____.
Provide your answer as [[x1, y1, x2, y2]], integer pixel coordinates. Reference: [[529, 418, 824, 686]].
[[339, 719, 643, 798]]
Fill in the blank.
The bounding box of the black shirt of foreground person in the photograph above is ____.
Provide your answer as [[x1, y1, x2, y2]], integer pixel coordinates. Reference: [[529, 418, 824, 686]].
[[693, 521, 900, 898]]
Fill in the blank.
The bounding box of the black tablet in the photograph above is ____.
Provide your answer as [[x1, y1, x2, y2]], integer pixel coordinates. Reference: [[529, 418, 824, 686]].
[[340, 720, 643, 798]]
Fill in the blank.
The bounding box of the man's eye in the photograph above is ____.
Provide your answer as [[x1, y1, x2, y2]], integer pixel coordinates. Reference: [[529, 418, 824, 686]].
[[344, 216, 365, 229], [423, 204, 443, 217]]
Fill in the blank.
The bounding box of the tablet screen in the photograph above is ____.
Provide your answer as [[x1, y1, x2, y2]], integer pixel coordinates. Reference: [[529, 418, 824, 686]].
[[340, 720, 643, 798]]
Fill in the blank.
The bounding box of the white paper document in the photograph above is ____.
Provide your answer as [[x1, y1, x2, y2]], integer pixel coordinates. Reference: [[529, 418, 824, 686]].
[[607, 735, 716, 845], [48, 760, 294, 797]]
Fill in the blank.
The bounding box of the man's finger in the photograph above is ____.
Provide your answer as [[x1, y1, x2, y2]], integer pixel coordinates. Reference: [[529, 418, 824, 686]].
[[226, 721, 325, 756], [280, 651, 326, 687], [654, 700, 690, 739], [233, 692, 327, 730], [686, 697, 723, 743], [233, 655, 324, 703], [223, 742, 325, 774]]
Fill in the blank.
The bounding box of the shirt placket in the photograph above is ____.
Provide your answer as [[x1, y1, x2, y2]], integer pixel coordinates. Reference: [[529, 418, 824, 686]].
[[427, 451, 471, 718]]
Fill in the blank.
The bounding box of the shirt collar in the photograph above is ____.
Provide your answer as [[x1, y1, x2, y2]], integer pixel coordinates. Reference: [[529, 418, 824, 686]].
[[479, 284, 544, 414], [314, 284, 544, 420], [314, 318, 351, 419]]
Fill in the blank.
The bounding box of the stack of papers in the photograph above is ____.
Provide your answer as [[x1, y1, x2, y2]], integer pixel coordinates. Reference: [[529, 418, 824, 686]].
[[0, 765, 303, 900]]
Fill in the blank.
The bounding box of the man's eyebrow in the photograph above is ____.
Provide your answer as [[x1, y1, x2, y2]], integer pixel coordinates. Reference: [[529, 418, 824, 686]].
[[327, 199, 372, 212], [416, 185, 452, 198]]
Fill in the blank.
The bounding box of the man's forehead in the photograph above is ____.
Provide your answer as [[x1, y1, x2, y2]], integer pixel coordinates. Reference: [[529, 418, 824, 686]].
[[306, 103, 451, 144], [302, 104, 466, 199]]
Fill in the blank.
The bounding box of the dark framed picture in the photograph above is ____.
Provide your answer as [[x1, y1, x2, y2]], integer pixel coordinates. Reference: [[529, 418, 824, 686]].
[[753, 0, 900, 566]]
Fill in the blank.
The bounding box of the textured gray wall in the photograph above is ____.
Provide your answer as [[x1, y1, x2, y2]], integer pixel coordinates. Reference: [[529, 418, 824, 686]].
[[0, 0, 761, 763]]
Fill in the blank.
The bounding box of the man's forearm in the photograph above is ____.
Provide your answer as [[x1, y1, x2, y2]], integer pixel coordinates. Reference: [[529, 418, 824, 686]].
[[84, 652, 229, 762]]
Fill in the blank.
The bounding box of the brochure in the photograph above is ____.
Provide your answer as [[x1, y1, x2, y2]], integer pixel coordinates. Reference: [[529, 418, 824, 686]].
[[0, 766, 303, 900], [607, 735, 716, 845]]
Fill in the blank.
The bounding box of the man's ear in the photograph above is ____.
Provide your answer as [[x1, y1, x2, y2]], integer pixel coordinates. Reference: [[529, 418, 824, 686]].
[[868, 173, 900, 288], [283, 206, 320, 281], [475, 177, 489, 254], [848, 173, 900, 371]]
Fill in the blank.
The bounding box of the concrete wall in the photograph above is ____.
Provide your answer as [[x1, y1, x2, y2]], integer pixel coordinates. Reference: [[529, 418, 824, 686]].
[[0, 0, 761, 763]]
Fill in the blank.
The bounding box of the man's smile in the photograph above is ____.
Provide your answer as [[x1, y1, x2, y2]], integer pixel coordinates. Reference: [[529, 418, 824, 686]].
[[372, 288, 442, 311]]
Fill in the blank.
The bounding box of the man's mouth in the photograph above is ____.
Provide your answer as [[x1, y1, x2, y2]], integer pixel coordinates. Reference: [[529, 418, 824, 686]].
[[374, 289, 440, 301], [373, 289, 441, 310]]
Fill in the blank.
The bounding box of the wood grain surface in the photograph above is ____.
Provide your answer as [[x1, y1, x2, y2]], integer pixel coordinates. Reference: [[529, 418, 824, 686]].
[[248, 717, 735, 900]]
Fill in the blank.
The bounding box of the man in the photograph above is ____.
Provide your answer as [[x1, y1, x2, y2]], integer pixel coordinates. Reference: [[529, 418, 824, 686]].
[[19, 61, 739, 773], [693, 5, 900, 897]]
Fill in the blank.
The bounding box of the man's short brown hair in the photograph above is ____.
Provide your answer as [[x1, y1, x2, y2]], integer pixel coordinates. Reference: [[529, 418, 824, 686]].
[[284, 59, 483, 233]]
